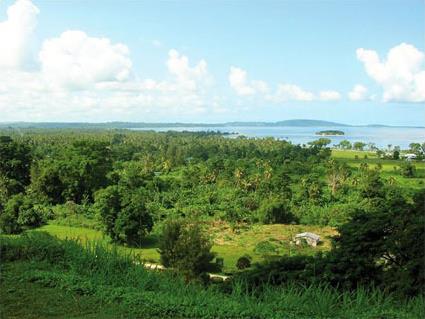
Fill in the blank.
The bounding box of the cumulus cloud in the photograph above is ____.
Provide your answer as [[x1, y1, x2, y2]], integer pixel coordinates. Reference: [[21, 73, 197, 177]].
[[166, 49, 210, 91], [39, 30, 132, 90], [228, 66, 268, 96], [357, 43, 425, 102], [229, 67, 342, 103], [0, 0, 39, 69], [319, 90, 341, 101], [348, 84, 368, 101]]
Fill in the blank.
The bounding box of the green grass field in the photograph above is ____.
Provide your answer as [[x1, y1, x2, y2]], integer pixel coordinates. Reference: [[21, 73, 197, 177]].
[[2, 233, 423, 319], [35, 222, 336, 273], [0, 262, 134, 319], [332, 149, 425, 189]]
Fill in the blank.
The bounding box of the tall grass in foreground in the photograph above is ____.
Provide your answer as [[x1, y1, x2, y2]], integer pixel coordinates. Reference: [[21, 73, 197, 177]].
[[1, 232, 423, 319]]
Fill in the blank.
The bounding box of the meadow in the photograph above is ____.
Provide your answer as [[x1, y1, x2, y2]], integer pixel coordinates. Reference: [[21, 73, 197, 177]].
[[35, 222, 336, 273], [332, 149, 425, 189]]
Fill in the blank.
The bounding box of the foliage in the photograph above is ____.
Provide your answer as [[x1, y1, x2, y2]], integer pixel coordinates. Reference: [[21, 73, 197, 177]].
[[0, 193, 46, 234], [31, 140, 112, 204], [94, 186, 153, 246], [236, 254, 252, 270], [158, 218, 216, 277], [353, 141, 366, 151], [399, 162, 416, 177], [256, 197, 296, 224], [254, 240, 279, 255], [327, 188, 425, 295]]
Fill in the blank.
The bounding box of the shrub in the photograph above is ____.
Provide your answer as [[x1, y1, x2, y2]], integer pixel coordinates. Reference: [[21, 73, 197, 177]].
[[254, 240, 278, 255], [158, 219, 215, 278], [236, 255, 252, 270], [0, 193, 46, 234], [399, 162, 416, 177], [235, 255, 318, 287], [257, 198, 296, 224]]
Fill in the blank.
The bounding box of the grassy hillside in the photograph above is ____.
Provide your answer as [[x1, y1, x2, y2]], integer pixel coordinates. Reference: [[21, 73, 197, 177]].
[[36, 223, 336, 273], [1, 233, 422, 319]]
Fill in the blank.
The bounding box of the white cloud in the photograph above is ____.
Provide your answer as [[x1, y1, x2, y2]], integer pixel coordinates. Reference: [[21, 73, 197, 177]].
[[39, 30, 132, 90], [166, 49, 210, 91], [348, 84, 368, 101], [228, 66, 268, 96], [269, 84, 314, 102], [0, 0, 39, 69], [357, 43, 425, 102], [229, 67, 342, 103], [319, 90, 341, 101]]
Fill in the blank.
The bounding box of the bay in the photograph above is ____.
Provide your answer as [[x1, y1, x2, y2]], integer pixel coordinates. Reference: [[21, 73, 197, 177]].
[[131, 126, 425, 149]]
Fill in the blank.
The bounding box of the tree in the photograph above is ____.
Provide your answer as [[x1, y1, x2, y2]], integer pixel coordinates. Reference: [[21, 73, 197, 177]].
[[31, 161, 65, 205], [327, 189, 425, 295], [299, 175, 324, 203], [114, 190, 153, 247], [0, 193, 45, 234], [32, 141, 113, 204], [393, 150, 400, 160], [357, 167, 384, 198], [338, 140, 352, 150], [308, 138, 331, 148], [0, 136, 32, 194], [257, 198, 295, 224], [353, 141, 366, 151], [159, 219, 215, 278], [94, 185, 122, 241], [94, 186, 153, 246], [326, 160, 350, 196]]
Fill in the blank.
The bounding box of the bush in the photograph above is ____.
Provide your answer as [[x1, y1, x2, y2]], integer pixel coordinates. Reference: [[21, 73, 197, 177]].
[[236, 255, 252, 270], [158, 219, 215, 278], [254, 240, 278, 255], [235, 255, 318, 288], [257, 198, 296, 224], [399, 162, 416, 177], [0, 193, 46, 234]]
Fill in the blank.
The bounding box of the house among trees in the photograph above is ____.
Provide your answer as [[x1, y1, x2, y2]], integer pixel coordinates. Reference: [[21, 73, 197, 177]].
[[402, 153, 417, 161], [295, 232, 320, 247]]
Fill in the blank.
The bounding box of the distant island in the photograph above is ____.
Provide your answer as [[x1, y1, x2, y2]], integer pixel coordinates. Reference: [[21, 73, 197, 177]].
[[0, 119, 423, 129], [316, 130, 345, 136]]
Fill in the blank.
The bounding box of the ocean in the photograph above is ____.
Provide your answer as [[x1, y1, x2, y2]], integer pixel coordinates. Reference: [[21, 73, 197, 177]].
[[131, 125, 425, 149]]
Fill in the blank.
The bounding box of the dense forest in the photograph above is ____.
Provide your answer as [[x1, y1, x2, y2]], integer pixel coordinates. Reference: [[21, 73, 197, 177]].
[[1, 129, 424, 318]]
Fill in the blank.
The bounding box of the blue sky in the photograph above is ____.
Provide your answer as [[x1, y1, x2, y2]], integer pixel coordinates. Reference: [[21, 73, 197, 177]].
[[0, 0, 424, 125]]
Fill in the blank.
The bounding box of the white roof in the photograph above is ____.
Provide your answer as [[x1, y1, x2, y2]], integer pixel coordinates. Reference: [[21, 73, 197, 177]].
[[295, 232, 320, 241], [403, 153, 417, 158]]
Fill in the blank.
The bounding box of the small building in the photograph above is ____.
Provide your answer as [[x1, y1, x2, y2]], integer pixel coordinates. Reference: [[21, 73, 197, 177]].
[[295, 232, 320, 247], [402, 153, 417, 161]]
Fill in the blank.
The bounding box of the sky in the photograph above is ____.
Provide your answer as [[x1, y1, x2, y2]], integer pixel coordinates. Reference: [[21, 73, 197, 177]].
[[0, 0, 424, 125]]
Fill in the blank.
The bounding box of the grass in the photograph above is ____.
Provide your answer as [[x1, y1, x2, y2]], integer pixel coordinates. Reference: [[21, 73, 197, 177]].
[[0, 262, 133, 319], [35, 222, 336, 273], [1, 232, 423, 319], [332, 149, 425, 190]]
